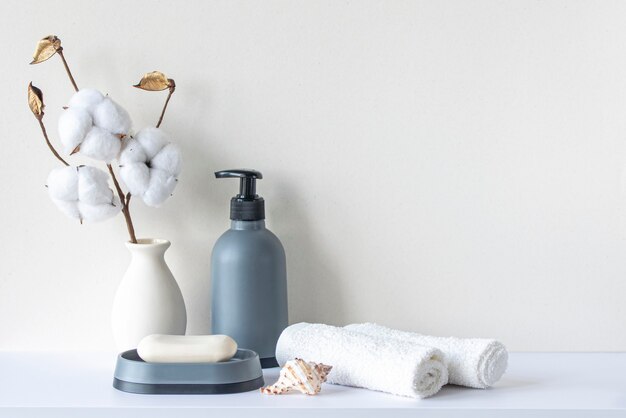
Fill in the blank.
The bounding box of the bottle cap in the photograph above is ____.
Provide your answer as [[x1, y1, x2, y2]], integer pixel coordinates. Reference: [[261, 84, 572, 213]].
[[215, 169, 265, 221]]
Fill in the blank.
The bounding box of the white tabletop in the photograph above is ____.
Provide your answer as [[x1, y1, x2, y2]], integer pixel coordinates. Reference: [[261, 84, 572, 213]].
[[0, 352, 624, 417]]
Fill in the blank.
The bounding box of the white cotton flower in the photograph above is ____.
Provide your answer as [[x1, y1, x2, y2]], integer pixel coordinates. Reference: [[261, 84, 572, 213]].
[[119, 127, 181, 207], [78, 198, 122, 222], [58, 107, 92, 154], [80, 127, 121, 162], [143, 168, 178, 207], [50, 198, 81, 220], [68, 89, 105, 113], [92, 97, 132, 136], [46, 165, 79, 201], [46, 166, 121, 223], [77, 166, 115, 205], [119, 162, 150, 196], [135, 127, 170, 159], [58, 89, 132, 162], [151, 144, 182, 175], [118, 138, 148, 165]]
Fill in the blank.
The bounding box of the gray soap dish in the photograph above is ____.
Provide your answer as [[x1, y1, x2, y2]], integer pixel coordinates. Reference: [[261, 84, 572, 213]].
[[113, 348, 264, 394]]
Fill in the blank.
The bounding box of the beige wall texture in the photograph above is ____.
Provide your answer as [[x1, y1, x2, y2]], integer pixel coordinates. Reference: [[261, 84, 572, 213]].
[[1, 0, 626, 351]]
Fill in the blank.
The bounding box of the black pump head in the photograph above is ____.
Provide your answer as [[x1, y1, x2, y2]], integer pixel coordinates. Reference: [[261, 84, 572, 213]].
[[215, 169, 265, 221]]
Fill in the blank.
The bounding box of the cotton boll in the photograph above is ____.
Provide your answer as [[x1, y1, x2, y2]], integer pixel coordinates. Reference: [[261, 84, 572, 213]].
[[119, 162, 150, 196], [51, 198, 81, 220], [135, 127, 169, 160], [142, 168, 178, 207], [68, 89, 105, 113], [121, 127, 182, 206], [80, 127, 122, 162], [77, 166, 111, 192], [46, 166, 79, 201], [58, 108, 92, 154], [150, 143, 182, 176], [46, 164, 119, 223], [78, 196, 121, 223], [92, 97, 132, 136], [119, 138, 148, 165], [77, 166, 114, 205]]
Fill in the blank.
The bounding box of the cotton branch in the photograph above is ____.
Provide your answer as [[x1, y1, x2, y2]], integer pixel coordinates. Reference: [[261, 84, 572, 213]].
[[108, 164, 137, 243], [28, 82, 69, 166], [57, 48, 78, 92], [30, 36, 139, 243], [132, 71, 176, 128], [157, 81, 176, 128]]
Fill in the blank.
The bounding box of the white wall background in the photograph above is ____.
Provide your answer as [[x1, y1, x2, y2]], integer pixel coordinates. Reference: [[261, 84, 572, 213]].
[[1, 0, 625, 351]]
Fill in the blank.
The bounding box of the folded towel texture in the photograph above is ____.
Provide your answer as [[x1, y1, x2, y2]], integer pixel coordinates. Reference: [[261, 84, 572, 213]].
[[275, 322, 448, 398], [346, 323, 508, 388]]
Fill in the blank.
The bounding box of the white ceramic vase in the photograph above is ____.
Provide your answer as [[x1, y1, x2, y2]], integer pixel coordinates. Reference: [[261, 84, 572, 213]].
[[112, 238, 187, 351]]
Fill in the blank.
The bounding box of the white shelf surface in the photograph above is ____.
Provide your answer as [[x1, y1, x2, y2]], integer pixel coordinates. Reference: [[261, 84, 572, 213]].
[[0, 352, 625, 417]]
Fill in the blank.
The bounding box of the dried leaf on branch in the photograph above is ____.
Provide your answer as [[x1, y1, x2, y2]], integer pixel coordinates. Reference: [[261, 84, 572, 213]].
[[30, 35, 62, 64], [28, 82, 44, 117], [133, 71, 174, 91]]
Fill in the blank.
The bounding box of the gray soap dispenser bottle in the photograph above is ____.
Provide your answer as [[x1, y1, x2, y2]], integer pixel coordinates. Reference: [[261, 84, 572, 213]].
[[211, 169, 288, 368]]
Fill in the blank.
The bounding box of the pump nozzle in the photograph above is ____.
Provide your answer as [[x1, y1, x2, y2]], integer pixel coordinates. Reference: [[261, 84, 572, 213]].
[[215, 169, 262, 200], [215, 169, 265, 221]]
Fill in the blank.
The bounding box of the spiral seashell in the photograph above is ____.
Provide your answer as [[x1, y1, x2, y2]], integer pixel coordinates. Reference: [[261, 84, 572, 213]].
[[261, 358, 332, 395]]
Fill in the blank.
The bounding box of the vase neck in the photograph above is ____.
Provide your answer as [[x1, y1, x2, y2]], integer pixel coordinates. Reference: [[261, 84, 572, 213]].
[[125, 239, 170, 258]]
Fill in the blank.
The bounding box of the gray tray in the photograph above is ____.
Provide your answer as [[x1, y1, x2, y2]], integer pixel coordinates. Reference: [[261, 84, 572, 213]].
[[113, 348, 264, 394]]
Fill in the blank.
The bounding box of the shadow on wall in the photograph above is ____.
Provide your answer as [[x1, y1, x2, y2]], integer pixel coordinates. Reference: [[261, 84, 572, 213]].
[[166, 74, 349, 332], [271, 180, 346, 327], [157, 80, 225, 335]]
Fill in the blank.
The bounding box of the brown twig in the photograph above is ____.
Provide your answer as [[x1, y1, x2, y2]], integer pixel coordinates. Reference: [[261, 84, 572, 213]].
[[108, 164, 137, 243], [156, 82, 175, 128], [57, 48, 78, 92], [37, 117, 69, 166]]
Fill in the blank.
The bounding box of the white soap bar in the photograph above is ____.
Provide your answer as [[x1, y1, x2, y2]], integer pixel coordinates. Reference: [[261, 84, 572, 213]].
[[137, 334, 238, 363]]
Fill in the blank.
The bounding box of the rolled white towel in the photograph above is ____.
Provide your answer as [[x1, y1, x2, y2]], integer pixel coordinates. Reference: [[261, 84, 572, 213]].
[[275, 322, 448, 398], [346, 323, 507, 389]]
